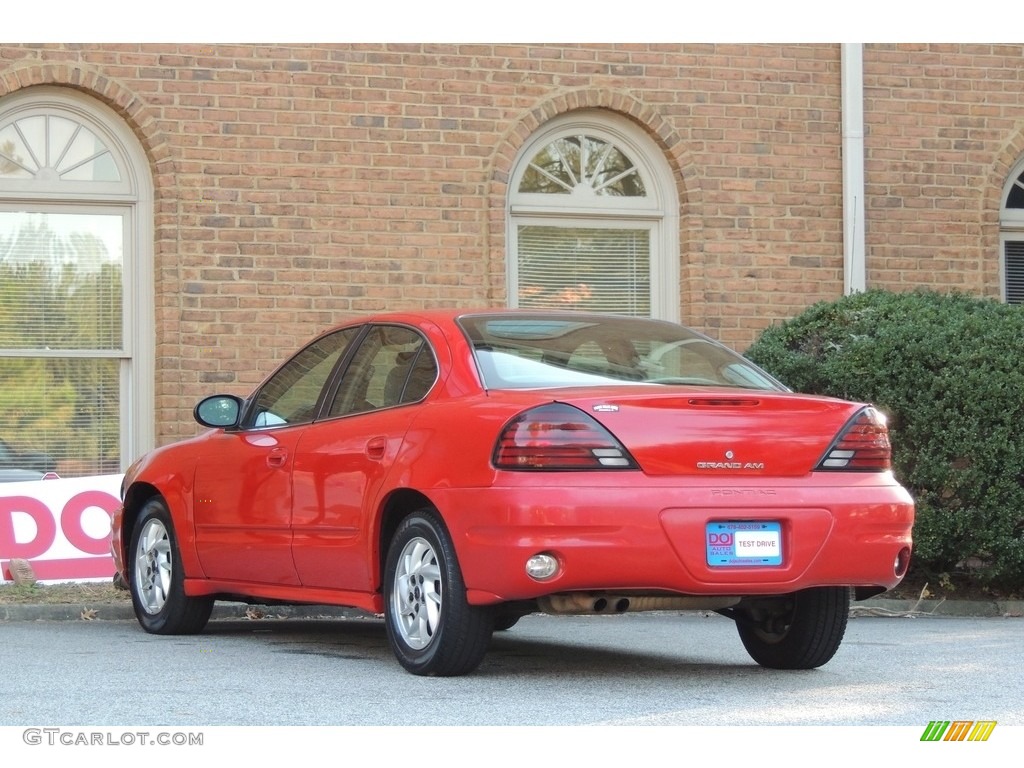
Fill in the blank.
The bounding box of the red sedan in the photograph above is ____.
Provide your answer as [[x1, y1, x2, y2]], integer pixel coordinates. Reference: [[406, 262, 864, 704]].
[[112, 310, 914, 676]]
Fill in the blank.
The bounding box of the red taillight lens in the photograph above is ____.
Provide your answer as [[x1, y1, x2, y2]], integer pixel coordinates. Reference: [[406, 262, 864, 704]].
[[817, 407, 892, 471], [493, 403, 638, 471]]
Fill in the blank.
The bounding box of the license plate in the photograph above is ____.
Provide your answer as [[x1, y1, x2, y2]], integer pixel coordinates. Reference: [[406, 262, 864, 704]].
[[706, 521, 783, 567]]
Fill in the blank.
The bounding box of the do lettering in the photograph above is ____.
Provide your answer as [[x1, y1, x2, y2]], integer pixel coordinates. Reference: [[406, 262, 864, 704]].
[[0, 491, 118, 559]]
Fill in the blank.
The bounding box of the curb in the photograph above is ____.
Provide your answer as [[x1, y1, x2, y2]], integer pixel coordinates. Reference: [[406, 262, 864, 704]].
[[850, 597, 1024, 619], [0, 602, 373, 623], [1, 598, 1022, 623]]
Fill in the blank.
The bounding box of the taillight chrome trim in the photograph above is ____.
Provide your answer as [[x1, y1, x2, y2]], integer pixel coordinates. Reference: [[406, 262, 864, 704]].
[[816, 406, 893, 472], [493, 402, 639, 471]]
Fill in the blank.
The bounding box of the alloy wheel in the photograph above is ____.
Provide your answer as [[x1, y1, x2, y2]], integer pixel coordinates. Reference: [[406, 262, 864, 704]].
[[133, 517, 172, 615], [391, 536, 443, 650]]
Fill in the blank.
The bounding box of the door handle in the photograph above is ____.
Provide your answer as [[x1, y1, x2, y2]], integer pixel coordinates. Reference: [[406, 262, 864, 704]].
[[267, 447, 288, 468], [366, 436, 387, 461]]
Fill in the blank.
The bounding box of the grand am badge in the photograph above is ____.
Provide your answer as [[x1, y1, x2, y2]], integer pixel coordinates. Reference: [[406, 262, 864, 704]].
[[697, 449, 764, 470]]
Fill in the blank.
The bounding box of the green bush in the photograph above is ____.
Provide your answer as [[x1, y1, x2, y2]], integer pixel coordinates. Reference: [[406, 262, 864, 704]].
[[745, 289, 1024, 591]]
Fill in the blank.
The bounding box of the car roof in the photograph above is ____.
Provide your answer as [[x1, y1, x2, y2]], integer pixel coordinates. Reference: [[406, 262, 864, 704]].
[[327, 307, 659, 330]]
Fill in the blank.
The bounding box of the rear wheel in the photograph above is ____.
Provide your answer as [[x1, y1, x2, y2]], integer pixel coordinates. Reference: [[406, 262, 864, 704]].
[[384, 509, 492, 676], [129, 498, 213, 635], [492, 612, 522, 632], [734, 587, 850, 670]]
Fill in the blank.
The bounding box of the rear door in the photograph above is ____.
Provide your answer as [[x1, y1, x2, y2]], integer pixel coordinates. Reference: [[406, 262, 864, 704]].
[[290, 324, 438, 591]]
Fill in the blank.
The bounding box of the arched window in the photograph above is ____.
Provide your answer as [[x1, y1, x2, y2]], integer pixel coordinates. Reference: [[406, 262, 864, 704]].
[[0, 88, 153, 477], [508, 110, 679, 320], [1001, 161, 1024, 304]]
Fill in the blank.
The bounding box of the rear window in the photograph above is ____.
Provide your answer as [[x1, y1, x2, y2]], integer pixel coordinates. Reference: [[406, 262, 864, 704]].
[[457, 313, 785, 391]]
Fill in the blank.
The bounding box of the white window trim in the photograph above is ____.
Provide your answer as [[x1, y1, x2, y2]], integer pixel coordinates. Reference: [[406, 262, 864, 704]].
[[507, 110, 680, 322], [0, 87, 154, 468], [999, 232, 1023, 304]]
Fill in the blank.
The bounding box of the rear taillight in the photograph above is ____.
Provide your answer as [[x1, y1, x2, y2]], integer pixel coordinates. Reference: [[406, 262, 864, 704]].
[[816, 407, 892, 471], [493, 403, 638, 471]]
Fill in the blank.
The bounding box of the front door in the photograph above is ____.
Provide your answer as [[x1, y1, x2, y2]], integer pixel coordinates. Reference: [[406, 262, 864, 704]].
[[192, 326, 361, 584]]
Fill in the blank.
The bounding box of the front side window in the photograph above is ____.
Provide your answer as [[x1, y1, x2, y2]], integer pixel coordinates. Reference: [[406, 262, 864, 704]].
[[247, 328, 359, 428], [0, 88, 150, 476]]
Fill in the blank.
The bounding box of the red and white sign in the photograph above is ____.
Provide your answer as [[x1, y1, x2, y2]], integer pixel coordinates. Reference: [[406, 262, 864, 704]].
[[0, 474, 123, 583]]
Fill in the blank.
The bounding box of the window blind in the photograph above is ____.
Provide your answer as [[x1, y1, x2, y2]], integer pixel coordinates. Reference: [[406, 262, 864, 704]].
[[517, 225, 651, 316]]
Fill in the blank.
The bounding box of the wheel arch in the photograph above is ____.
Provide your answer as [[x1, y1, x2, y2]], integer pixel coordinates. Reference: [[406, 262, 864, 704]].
[[119, 479, 205, 580], [375, 488, 446, 592], [116, 481, 161, 573]]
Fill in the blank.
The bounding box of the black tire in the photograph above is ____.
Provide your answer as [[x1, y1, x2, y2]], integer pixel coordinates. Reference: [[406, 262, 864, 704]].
[[492, 612, 521, 632], [128, 497, 213, 635], [735, 587, 850, 670], [383, 509, 493, 676]]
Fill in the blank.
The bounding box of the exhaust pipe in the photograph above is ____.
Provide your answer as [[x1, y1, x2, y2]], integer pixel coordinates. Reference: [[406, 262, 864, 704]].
[[537, 593, 741, 615]]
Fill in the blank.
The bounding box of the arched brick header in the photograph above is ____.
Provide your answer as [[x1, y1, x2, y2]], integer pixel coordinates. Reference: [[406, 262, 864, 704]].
[[987, 131, 1024, 222], [0, 61, 177, 211]]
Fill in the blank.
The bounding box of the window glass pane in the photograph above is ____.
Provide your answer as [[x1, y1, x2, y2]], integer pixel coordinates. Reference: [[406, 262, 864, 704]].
[[48, 116, 79, 168], [0, 356, 120, 477], [459, 313, 784, 391], [9, 116, 45, 169], [1006, 240, 1024, 304], [1007, 177, 1024, 209], [329, 325, 429, 416], [59, 124, 118, 182], [517, 225, 651, 316], [519, 135, 645, 197], [248, 328, 359, 428], [0, 124, 35, 178], [0, 114, 121, 183], [0, 211, 124, 350], [61, 152, 118, 182]]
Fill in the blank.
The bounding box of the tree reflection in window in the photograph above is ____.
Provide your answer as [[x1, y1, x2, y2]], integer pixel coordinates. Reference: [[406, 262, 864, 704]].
[[518, 135, 646, 197]]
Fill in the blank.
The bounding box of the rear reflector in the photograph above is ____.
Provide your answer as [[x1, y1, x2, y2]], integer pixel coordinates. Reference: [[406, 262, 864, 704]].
[[493, 402, 638, 471], [817, 407, 892, 471]]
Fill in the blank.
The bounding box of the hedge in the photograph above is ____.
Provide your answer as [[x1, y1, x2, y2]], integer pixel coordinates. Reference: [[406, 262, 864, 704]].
[[745, 289, 1024, 591]]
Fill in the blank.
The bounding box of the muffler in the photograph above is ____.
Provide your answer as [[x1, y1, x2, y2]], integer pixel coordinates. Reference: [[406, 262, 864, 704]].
[[537, 593, 741, 615]]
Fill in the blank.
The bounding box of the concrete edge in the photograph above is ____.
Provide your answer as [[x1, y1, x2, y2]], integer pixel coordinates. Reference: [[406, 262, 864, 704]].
[[0, 602, 375, 623]]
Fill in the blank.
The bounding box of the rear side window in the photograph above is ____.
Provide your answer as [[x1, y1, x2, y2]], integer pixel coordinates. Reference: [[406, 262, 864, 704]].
[[327, 325, 437, 417]]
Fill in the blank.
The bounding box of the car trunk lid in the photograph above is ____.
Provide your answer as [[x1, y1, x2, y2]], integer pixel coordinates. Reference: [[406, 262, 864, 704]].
[[550, 388, 863, 477]]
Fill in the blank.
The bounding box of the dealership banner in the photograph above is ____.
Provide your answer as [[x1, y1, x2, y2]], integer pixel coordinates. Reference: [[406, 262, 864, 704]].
[[0, 474, 123, 583]]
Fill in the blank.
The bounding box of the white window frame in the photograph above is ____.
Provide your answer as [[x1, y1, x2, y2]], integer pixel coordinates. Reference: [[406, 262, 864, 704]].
[[507, 110, 680, 321], [0, 87, 154, 469], [999, 158, 1024, 305]]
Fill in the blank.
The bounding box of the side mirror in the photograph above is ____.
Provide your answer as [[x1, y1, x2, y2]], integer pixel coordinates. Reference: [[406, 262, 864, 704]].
[[194, 395, 243, 428]]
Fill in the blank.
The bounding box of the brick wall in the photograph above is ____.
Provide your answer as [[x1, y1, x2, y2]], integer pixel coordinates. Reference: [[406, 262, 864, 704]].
[[863, 44, 1023, 295], [1, 43, 1021, 442]]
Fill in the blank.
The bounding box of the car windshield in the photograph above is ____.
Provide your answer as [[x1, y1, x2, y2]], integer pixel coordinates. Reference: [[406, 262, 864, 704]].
[[457, 313, 786, 391]]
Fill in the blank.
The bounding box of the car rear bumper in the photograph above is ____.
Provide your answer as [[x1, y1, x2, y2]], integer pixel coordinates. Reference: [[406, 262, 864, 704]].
[[429, 473, 915, 605]]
